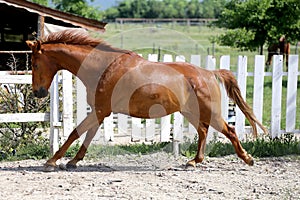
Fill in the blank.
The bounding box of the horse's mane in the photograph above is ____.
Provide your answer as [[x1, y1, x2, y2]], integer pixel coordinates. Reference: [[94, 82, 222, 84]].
[[41, 29, 129, 53]]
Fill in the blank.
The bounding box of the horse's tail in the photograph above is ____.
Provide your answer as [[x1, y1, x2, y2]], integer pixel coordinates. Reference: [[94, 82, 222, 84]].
[[213, 69, 269, 137]]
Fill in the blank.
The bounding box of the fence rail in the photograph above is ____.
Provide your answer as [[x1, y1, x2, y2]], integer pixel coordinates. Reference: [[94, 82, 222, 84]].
[[0, 72, 60, 154]]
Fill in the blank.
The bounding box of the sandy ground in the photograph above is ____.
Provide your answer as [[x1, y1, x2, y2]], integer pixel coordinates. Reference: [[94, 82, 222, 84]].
[[0, 153, 299, 200]]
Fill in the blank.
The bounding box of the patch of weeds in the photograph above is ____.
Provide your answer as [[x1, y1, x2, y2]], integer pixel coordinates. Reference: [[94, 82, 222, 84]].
[[181, 133, 300, 158]]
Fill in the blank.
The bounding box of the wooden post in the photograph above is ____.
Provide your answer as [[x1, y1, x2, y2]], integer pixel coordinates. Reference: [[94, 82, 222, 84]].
[[220, 55, 230, 122], [271, 55, 283, 137], [76, 77, 87, 143], [50, 74, 60, 155], [37, 15, 45, 39], [285, 55, 298, 133], [253, 55, 265, 133], [205, 55, 217, 142], [62, 70, 73, 137], [236, 56, 247, 140]]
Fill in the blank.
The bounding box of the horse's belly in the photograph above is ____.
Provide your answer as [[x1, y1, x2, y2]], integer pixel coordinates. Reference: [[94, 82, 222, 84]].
[[111, 84, 181, 118]]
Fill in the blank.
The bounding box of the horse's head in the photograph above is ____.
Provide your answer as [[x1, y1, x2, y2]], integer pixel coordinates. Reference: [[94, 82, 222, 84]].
[[26, 40, 58, 98]]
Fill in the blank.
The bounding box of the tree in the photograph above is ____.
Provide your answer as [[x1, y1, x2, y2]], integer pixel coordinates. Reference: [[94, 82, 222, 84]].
[[51, 0, 102, 20], [29, 0, 102, 20], [104, 0, 227, 20], [213, 0, 300, 54], [29, 0, 48, 6]]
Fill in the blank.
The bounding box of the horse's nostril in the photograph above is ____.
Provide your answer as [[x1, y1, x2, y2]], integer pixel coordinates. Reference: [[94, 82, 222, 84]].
[[33, 90, 39, 97], [34, 88, 48, 98]]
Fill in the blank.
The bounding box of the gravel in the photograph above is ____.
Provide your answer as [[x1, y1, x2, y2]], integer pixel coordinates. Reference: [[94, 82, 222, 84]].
[[0, 152, 299, 200]]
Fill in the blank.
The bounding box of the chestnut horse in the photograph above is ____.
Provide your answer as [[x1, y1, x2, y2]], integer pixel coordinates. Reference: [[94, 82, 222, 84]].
[[266, 35, 290, 69], [26, 30, 268, 171]]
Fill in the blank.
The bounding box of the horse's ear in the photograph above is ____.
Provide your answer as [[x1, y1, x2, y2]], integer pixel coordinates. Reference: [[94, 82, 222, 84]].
[[26, 40, 41, 53], [26, 40, 35, 50]]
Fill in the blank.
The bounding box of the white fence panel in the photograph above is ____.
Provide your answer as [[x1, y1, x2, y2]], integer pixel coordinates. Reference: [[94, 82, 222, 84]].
[[104, 113, 114, 141], [205, 55, 217, 140], [62, 70, 73, 137], [285, 55, 298, 133], [271, 55, 283, 137], [190, 55, 201, 67], [188, 55, 201, 135], [253, 55, 265, 132], [160, 116, 171, 142], [1, 54, 300, 153], [117, 114, 128, 135], [0, 113, 50, 122], [236, 56, 247, 139], [131, 117, 142, 141], [75, 77, 88, 143], [219, 55, 230, 121], [50, 74, 60, 154]]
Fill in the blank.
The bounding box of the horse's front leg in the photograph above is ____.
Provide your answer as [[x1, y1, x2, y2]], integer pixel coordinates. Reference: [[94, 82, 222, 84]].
[[44, 112, 99, 171], [65, 125, 99, 169], [186, 122, 209, 168]]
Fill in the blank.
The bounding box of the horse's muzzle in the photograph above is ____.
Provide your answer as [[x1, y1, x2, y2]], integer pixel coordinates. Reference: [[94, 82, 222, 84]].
[[34, 87, 48, 98]]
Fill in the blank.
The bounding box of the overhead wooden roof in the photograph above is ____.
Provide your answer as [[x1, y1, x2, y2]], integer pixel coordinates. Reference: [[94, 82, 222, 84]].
[[0, 0, 106, 32]]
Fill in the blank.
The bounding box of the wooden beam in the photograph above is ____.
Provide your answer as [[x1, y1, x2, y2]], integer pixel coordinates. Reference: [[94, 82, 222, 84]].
[[38, 15, 45, 39], [0, 113, 50, 123], [0, 0, 106, 32]]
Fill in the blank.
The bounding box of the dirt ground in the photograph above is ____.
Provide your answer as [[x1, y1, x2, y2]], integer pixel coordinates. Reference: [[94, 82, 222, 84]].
[[0, 152, 299, 200]]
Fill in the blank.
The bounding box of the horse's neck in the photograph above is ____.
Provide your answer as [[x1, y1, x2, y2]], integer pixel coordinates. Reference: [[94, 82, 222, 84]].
[[46, 45, 123, 89]]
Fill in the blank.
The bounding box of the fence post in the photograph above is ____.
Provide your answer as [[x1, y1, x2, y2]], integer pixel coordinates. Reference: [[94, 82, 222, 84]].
[[253, 55, 265, 134], [190, 55, 201, 67], [50, 74, 60, 155], [271, 55, 283, 137], [76, 78, 87, 143], [62, 70, 73, 137], [285, 55, 298, 133], [236, 56, 247, 140], [188, 55, 201, 136], [104, 113, 114, 141], [205, 55, 217, 141], [219, 55, 230, 121]]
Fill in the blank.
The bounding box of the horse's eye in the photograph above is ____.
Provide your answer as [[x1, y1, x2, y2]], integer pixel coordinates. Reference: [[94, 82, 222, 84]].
[[33, 64, 38, 69]]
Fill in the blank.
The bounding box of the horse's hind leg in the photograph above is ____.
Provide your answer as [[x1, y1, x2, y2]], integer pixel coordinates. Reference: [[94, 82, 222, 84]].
[[213, 118, 254, 166], [44, 112, 100, 171], [66, 125, 99, 169]]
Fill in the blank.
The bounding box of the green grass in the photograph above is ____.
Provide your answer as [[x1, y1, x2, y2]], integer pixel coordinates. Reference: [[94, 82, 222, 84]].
[[1, 133, 299, 162], [182, 133, 300, 158]]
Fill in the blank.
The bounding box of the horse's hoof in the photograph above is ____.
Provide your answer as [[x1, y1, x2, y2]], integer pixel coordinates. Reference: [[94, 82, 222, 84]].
[[59, 164, 67, 170], [43, 164, 57, 172], [246, 155, 254, 166], [185, 160, 196, 168], [247, 158, 254, 166], [66, 163, 77, 169]]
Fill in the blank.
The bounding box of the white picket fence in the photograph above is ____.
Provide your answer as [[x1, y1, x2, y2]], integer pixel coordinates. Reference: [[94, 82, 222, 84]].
[[73, 54, 300, 146], [1, 54, 299, 153], [0, 71, 59, 153]]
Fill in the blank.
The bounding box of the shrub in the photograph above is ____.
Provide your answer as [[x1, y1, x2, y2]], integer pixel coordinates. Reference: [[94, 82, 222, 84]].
[[0, 53, 50, 160]]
